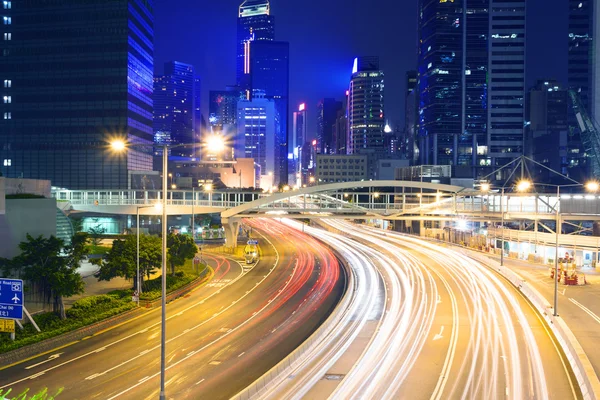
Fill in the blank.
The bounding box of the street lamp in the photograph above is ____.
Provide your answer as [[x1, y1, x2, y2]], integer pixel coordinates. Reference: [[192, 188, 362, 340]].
[[110, 139, 195, 400], [136, 203, 162, 304], [514, 179, 598, 317]]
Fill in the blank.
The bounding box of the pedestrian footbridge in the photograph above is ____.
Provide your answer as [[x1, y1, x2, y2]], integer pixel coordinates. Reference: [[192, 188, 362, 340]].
[[53, 180, 600, 222]]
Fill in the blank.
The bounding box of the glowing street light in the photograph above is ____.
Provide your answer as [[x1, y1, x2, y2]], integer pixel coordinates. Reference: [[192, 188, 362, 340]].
[[516, 180, 532, 192], [110, 140, 126, 152], [206, 135, 226, 154], [481, 182, 491, 192], [585, 181, 600, 193]]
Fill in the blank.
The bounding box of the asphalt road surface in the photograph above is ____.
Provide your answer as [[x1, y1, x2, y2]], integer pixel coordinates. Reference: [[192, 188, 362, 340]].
[[0, 219, 345, 400], [305, 220, 581, 400]]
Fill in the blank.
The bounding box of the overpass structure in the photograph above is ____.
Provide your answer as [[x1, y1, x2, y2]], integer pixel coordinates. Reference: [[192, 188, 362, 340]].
[[53, 180, 600, 245]]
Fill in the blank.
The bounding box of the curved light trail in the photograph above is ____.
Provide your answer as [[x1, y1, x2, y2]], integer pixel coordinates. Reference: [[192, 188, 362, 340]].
[[264, 218, 576, 400]]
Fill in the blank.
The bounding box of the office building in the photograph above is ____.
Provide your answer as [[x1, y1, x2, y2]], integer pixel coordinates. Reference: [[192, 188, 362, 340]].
[[488, 2, 526, 168], [153, 61, 199, 157], [250, 40, 289, 184], [347, 56, 385, 179], [332, 92, 349, 155], [568, 0, 599, 120], [299, 140, 317, 186], [237, 0, 274, 91], [317, 98, 343, 155], [208, 87, 244, 160], [235, 92, 279, 187], [0, 0, 154, 189], [528, 80, 585, 181], [209, 87, 244, 134], [315, 154, 368, 184], [404, 71, 418, 163], [292, 103, 307, 154], [290, 103, 306, 183], [417, 1, 525, 178]]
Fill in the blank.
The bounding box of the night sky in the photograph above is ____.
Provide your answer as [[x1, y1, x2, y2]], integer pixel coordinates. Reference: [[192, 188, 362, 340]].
[[154, 0, 567, 136]]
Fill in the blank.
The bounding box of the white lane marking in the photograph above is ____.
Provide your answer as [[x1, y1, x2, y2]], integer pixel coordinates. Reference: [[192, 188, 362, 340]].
[[0, 253, 246, 390], [195, 378, 205, 385], [28, 372, 45, 380], [429, 269, 459, 400], [138, 376, 150, 383], [432, 326, 444, 341], [25, 353, 62, 370], [238, 352, 245, 358], [569, 298, 600, 324], [436, 294, 442, 304], [561, 288, 566, 295], [106, 231, 292, 400]]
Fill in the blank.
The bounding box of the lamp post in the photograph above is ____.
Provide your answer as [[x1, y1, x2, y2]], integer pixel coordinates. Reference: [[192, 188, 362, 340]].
[[501, 186, 505, 267], [514, 179, 598, 317], [111, 140, 195, 400], [191, 185, 195, 242], [136, 203, 161, 305]]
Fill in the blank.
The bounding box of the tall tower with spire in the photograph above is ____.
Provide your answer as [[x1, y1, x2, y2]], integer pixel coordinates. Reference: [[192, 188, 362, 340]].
[[237, 0, 274, 91]]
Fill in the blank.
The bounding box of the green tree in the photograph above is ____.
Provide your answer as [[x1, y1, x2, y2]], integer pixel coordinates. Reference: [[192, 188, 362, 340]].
[[69, 217, 84, 233], [95, 234, 161, 291], [88, 224, 106, 250], [167, 233, 197, 275], [13, 234, 85, 320]]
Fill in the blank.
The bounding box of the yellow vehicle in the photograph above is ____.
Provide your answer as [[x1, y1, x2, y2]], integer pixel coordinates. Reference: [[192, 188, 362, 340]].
[[244, 240, 259, 264]]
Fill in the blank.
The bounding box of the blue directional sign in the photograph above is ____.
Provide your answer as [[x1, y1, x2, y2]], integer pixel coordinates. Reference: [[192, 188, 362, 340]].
[[0, 279, 23, 320], [247, 239, 258, 245]]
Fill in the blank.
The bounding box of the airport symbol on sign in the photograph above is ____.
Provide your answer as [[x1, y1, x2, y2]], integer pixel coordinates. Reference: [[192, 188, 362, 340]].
[[0, 278, 24, 320]]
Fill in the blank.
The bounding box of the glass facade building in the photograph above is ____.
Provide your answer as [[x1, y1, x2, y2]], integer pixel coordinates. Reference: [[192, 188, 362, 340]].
[[316, 98, 342, 155], [417, 0, 525, 178], [567, 0, 599, 178], [235, 93, 277, 187], [488, 0, 526, 167], [347, 56, 385, 179], [153, 61, 199, 157], [0, 0, 154, 189], [250, 40, 289, 184], [237, 0, 274, 91]]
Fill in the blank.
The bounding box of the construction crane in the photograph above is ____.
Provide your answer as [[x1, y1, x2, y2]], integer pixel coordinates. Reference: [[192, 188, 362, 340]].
[[568, 90, 600, 177]]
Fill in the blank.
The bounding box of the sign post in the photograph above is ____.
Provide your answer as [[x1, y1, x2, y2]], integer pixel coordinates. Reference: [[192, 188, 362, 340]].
[[0, 278, 23, 320]]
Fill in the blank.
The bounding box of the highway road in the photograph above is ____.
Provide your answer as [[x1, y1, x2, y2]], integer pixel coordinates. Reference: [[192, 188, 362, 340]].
[[268, 219, 581, 400], [0, 220, 345, 400], [484, 253, 600, 385]]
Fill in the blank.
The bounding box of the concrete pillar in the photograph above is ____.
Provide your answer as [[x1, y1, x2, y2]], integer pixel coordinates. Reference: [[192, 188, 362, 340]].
[[222, 218, 240, 248], [593, 221, 600, 236]]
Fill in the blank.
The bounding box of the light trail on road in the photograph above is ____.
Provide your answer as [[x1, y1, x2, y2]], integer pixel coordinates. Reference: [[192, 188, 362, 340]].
[[0, 221, 345, 400], [266, 218, 577, 400]]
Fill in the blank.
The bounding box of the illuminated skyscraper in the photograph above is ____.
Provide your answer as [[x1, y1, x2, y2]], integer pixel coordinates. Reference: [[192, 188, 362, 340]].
[[237, 0, 274, 91], [347, 56, 385, 178], [235, 92, 278, 188], [153, 61, 199, 157], [317, 98, 343, 155], [417, 0, 525, 177], [0, 0, 154, 189], [250, 40, 289, 184], [290, 103, 306, 184]]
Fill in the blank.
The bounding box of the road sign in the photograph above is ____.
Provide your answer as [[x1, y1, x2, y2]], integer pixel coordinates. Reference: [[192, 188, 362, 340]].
[[0, 319, 15, 333], [247, 239, 258, 245], [193, 256, 201, 264], [132, 290, 139, 303], [0, 279, 23, 320]]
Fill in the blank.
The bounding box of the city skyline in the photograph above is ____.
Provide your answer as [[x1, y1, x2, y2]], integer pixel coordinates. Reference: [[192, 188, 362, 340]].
[[154, 0, 567, 133]]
